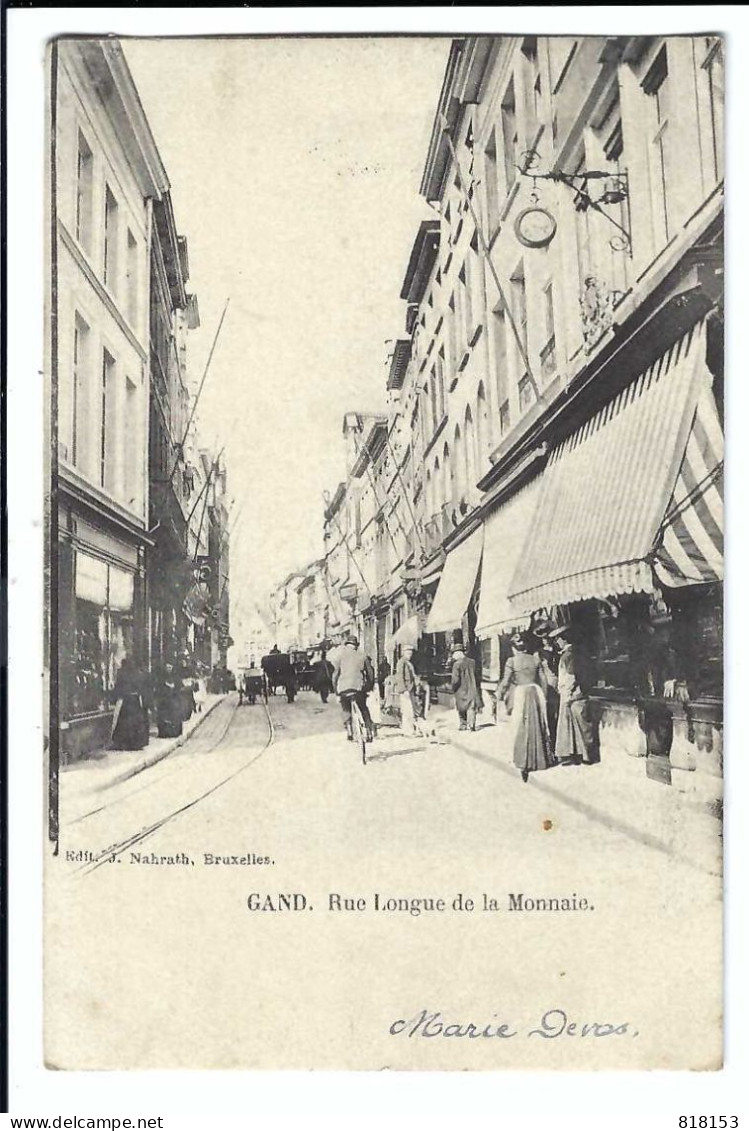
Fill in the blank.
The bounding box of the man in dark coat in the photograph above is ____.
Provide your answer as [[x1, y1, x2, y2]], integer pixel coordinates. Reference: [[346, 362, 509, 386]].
[[450, 643, 483, 732]]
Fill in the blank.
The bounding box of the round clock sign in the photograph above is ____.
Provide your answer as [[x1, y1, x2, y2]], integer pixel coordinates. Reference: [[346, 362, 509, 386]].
[[514, 206, 558, 249]]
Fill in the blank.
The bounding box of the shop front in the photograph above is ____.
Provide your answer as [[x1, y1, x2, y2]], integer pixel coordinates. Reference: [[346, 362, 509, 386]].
[[58, 504, 147, 763], [506, 322, 723, 795]]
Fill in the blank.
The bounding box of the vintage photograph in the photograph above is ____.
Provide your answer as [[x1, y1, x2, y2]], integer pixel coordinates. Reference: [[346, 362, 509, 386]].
[[43, 32, 724, 1071]]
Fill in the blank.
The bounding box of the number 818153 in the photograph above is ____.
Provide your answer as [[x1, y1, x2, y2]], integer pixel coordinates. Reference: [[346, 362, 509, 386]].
[[679, 1119, 738, 1128]]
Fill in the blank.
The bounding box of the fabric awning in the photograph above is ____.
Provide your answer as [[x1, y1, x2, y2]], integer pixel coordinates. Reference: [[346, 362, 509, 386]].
[[508, 322, 716, 613], [653, 382, 724, 587], [393, 614, 420, 646], [476, 476, 541, 637], [426, 527, 483, 634]]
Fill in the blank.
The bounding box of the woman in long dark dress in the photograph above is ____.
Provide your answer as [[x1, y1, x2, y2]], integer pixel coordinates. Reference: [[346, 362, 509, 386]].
[[546, 626, 600, 765], [497, 633, 555, 782], [110, 658, 150, 751], [154, 661, 183, 739]]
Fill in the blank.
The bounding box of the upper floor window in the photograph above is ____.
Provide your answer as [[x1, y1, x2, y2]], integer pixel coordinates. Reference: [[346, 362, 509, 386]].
[[71, 312, 90, 468], [75, 130, 93, 253], [701, 37, 724, 185], [126, 229, 139, 327], [100, 348, 116, 489], [501, 78, 518, 197], [540, 281, 557, 381], [104, 185, 119, 294], [510, 260, 529, 366], [483, 127, 500, 237], [642, 46, 671, 247]]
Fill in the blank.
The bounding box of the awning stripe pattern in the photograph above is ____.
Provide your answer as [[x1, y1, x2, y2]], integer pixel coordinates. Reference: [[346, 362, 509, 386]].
[[653, 382, 724, 587], [426, 526, 483, 634], [508, 323, 709, 614]]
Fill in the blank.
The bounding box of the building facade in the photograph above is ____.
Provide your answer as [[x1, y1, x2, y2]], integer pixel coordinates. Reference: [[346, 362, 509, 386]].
[[302, 34, 723, 796], [52, 40, 158, 760], [50, 39, 229, 761]]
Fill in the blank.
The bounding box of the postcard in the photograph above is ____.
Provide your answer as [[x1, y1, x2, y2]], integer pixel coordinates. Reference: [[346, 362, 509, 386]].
[[42, 31, 724, 1071]]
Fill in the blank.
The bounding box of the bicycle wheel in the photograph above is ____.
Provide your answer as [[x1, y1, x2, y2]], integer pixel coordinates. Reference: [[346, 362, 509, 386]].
[[352, 703, 367, 765]]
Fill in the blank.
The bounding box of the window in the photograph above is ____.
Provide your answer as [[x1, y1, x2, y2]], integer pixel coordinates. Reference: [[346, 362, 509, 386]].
[[464, 407, 477, 499], [501, 79, 518, 197], [437, 349, 446, 419], [126, 230, 138, 326], [548, 38, 578, 95], [518, 373, 535, 414], [75, 130, 93, 253], [642, 46, 671, 247], [540, 281, 556, 380], [510, 261, 529, 377], [476, 383, 488, 467], [573, 154, 593, 285], [100, 348, 115, 488], [522, 37, 542, 135], [104, 186, 119, 293], [492, 303, 509, 416], [702, 37, 724, 184], [484, 128, 500, 236], [124, 376, 139, 509], [429, 367, 438, 433], [499, 399, 511, 437], [70, 551, 135, 715], [71, 313, 90, 467]]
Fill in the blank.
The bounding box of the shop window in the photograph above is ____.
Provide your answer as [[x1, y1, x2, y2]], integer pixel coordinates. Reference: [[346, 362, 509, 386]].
[[70, 552, 135, 716]]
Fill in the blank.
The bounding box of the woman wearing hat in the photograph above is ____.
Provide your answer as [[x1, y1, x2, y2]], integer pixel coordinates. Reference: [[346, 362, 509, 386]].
[[546, 626, 600, 766], [497, 632, 554, 782]]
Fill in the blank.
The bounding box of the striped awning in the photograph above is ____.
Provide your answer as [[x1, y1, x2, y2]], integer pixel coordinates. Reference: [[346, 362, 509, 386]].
[[426, 526, 483, 634], [653, 383, 724, 586], [508, 322, 720, 613]]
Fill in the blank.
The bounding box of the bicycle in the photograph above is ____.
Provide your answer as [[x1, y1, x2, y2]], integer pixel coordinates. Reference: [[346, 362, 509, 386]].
[[349, 697, 370, 766]]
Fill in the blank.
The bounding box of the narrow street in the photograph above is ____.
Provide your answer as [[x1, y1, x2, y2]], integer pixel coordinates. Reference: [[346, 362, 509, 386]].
[[48, 691, 722, 1070], [61, 691, 722, 887]]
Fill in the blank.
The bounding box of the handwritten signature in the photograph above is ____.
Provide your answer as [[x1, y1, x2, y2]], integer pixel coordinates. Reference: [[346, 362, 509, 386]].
[[389, 1008, 638, 1039]]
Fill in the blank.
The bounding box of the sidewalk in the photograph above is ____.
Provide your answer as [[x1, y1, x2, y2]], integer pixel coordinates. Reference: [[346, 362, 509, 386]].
[[386, 701, 723, 879], [60, 693, 228, 806]]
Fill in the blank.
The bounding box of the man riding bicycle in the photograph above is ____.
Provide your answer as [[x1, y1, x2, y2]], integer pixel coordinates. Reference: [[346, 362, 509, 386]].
[[331, 635, 374, 743]]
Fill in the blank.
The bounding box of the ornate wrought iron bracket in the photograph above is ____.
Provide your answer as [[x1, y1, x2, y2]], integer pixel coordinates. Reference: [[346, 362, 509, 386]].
[[518, 149, 632, 254]]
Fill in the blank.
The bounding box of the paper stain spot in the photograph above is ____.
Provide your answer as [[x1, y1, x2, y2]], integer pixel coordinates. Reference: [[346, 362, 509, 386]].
[[543, 819, 553, 831]]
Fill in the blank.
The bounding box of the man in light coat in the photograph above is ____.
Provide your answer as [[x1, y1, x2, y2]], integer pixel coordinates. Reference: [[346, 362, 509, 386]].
[[331, 635, 373, 741]]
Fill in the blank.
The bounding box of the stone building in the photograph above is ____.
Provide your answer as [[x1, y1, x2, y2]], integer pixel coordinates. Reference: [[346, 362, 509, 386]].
[[51, 39, 157, 759]]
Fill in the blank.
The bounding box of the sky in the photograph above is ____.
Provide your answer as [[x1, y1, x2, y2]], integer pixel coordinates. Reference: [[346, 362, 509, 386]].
[[122, 35, 450, 629]]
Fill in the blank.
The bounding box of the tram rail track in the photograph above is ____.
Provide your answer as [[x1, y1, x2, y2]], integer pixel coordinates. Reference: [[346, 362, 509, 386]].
[[74, 698, 276, 877]]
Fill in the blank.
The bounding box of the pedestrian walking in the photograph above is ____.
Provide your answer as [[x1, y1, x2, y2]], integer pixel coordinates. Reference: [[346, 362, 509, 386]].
[[546, 625, 600, 766], [449, 643, 483, 732], [393, 645, 423, 737], [312, 650, 335, 704], [110, 657, 150, 750], [331, 635, 374, 742], [377, 656, 391, 701], [533, 620, 560, 745], [153, 660, 184, 740], [497, 632, 554, 782]]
